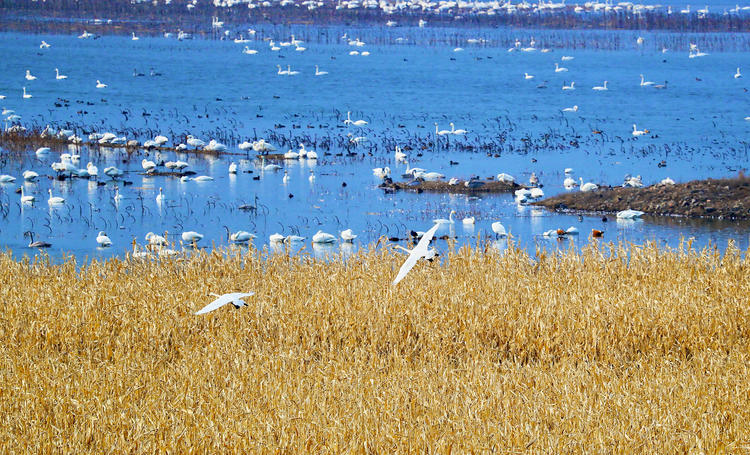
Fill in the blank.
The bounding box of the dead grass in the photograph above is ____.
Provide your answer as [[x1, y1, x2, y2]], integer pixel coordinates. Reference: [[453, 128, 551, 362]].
[[0, 242, 749, 452]]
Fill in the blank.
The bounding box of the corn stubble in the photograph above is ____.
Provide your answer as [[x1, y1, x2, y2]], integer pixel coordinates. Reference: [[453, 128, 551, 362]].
[[1, 241, 748, 452]]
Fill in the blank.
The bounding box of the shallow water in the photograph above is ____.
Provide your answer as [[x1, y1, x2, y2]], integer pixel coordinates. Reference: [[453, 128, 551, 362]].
[[0, 28, 749, 259]]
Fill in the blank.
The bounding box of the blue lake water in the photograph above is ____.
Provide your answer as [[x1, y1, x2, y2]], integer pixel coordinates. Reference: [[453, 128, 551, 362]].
[[0, 28, 749, 260]]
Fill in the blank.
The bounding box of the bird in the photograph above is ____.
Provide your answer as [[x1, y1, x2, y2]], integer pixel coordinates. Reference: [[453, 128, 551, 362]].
[[562, 105, 578, 113], [47, 189, 65, 205], [242, 46, 258, 55], [524, 72, 535, 80], [344, 111, 368, 126], [228, 162, 238, 174], [156, 187, 165, 203], [529, 172, 539, 186], [392, 222, 441, 286], [579, 178, 598, 192], [632, 124, 648, 136], [433, 210, 456, 224], [141, 158, 157, 171], [562, 81, 575, 90], [20, 186, 34, 204], [25, 231, 51, 248], [312, 230, 337, 244], [592, 81, 608, 91], [315, 65, 328, 76], [394, 146, 407, 162], [592, 229, 604, 238], [22, 87, 32, 99], [308, 170, 316, 182], [225, 226, 256, 243], [561, 56, 574, 61], [182, 231, 204, 246], [617, 209, 645, 219], [269, 233, 285, 243], [341, 229, 357, 242], [0, 174, 16, 183], [372, 167, 390, 179], [555, 63, 568, 72], [282, 170, 290, 184], [55, 68, 68, 80], [195, 292, 255, 315], [96, 231, 112, 247], [103, 166, 124, 180], [22, 170, 38, 181], [25, 70, 37, 81], [132, 32, 139, 41], [96, 80, 107, 88], [145, 232, 168, 247], [286, 65, 299, 76], [192, 175, 214, 182], [450, 123, 467, 135], [435, 123, 451, 136], [640, 74, 654, 86], [462, 216, 475, 225], [563, 176, 578, 188], [491, 222, 507, 238], [735, 67, 742, 79], [40, 40, 51, 49]]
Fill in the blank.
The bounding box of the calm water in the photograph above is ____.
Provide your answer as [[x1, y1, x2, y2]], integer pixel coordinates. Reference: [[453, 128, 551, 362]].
[[0, 28, 749, 259]]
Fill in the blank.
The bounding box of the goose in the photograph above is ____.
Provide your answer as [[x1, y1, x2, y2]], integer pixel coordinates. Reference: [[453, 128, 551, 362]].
[[96, 80, 107, 88], [314, 65, 328, 76], [640, 74, 654, 86], [632, 124, 648, 136], [592, 81, 608, 91], [617, 209, 645, 219], [562, 105, 578, 112], [156, 187, 165, 203], [242, 46, 257, 55], [55, 68, 67, 80], [562, 81, 575, 90], [96, 231, 112, 247], [735, 67, 742, 79], [433, 210, 456, 224], [394, 146, 407, 162], [25, 70, 36, 81], [20, 186, 34, 204], [25, 231, 51, 248], [524, 72, 535, 80], [141, 158, 157, 171], [312, 230, 336, 244], [579, 178, 598, 192], [228, 162, 237, 174], [22, 170, 38, 181], [195, 292, 254, 315], [555, 63, 568, 72], [47, 189, 65, 205], [491, 221, 507, 238], [450, 123, 467, 135], [181, 231, 204, 245], [22, 87, 32, 99], [341, 229, 357, 242], [392, 223, 440, 286], [434, 123, 451, 136], [372, 167, 390, 178]]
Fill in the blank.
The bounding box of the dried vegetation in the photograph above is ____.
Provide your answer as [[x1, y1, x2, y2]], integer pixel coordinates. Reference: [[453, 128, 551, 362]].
[[1, 242, 749, 452]]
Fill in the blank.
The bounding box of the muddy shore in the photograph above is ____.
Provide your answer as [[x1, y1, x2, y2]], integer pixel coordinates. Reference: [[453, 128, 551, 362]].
[[534, 176, 750, 220], [379, 178, 522, 194]]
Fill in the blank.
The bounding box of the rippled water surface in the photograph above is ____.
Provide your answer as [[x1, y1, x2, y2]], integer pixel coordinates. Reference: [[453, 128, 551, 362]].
[[0, 28, 749, 259]]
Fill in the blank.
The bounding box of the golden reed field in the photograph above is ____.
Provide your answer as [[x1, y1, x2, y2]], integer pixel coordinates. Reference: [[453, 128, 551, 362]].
[[1, 241, 749, 452]]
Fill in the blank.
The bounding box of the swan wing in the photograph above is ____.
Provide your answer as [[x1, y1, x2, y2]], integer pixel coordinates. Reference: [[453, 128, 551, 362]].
[[393, 223, 440, 286], [195, 292, 254, 314]]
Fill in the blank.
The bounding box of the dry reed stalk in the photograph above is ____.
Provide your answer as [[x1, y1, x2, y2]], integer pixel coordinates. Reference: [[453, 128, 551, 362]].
[[0, 242, 748, 452]]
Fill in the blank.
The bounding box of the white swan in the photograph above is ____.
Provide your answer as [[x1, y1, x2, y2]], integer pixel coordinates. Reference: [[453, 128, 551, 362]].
[[96, 231, 112, 247], [491, 221, 507, 238], [282, 170, 290, 183], [345, 111, 368, 126], [55, 68, 68, 80], [286, 65, 299, 76], [592, 81, 608, 91], [563, 176, 577, 188], [182, 231, 204, 245], [640, 74, 654, 86], [20, 186, 34, 204], [341, 229, 357, 242], [229, 162, 237, 174], [435, 123, 451, 136], [269, 233, 285, 243], [462, 216, 475, 225], [25, 70, 36, 81], [555, 63, 568, 72], [96, 80, 107, 88], [312, 230, 336, 244], [47, 189, 65, 205], [276, 65, 288, 75], [433, 210, 456, 224], [562, 81, 575, 90], [561, 56, 574, 61], [579, 178, 598, 192], [392, 222, 440, 286], [132, 32, 139, 41], [315, 65, 328, 76], [372, 167, 390, 178], [617, 209, 645, 219], [195, 292, 254, 315], [22, 87, 32, 99], [242, 46, 258, 55], [632, 124, 648, 136], [562, 105, 578, 112], [142, 158, 156, 171], [394, 146, 407, 162], [22, 170, 38, 181], [735, 67, 742, 79], [156, 187, 165, 203], [450, 123, 467, 135], [524, 72, 534, 80]]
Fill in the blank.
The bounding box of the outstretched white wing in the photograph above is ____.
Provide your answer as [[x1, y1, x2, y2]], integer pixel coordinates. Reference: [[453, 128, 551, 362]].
[[195, 292, 254, 315], [392, 223, 440, 286]]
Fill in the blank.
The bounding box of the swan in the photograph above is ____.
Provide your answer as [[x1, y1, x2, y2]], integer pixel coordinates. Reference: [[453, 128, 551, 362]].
[[306, 150, 318, 160], [491, 221, 507, 238], [22, 87, 32, 99], [660, 177, 676, 185], [295, 45, 306, 52], [40, 40, 51, 48], [242, 46, 257, 54], [22, 170, 38, 181], [20, 186, 34, 204], [25, 70, 36, 81], [36, 146, 51, 157], [308, 170, 315, 182], [131, 32, 139, 41], [96, 231, 112, 247], [55, 68, 67, 80], [341, 229, 357, 242], [142, 158, 156, 171], [496, 173, 515, 184], [314, 65, 328, 76], [565, 168, 574, 174], [394, 146, 407, 162], [96, 80, 107, 88], [735, 67, 742, 79], [47, 189, 65, 205], [312, 230, 336, 244], [192, 175, 214, 182], [417, 171, 444, 181], [269, 233, 285, 243], [435, 123, 451, 136], [640, 74, 654, 86], [0, 174, 15, 183], [153, 135, 168, 145], [186, 135, 205, 148], [282, 170, 290, 183], [617, 209, 645, 219], [283, 149, 299, 159], [276, 65, 288, 75], [462, 216, 475, 225], [555, 63, 568, 72], [229, 162, 237, 174], [113, 187, 122, 203], [225, 226, 256, 243], [433, 210, 456, 224], [562, 105, 578, 112], [562, 81, 575, 90], [450, 123, 467, 135], [632, 124, 648, 136], [579, 178, 598, 192], [561, 56, 574, 61], [204, 139, 227, 152], [392, 222, 440, 286], [286, 65, 300, 76], [563, 176, 577, 188], [592, 81, 608, 91], [373, 167, 390, 178], [195, 292, 254, 315], [145, 232, 168, 247], [181, 231, 204, 245], [524, 72, 534, 80], [103, 166, 124, 179], [156, 187, 165, 203], [284, 235, 305, 243], [344, 111, 368, 126], [404, 161, 426, 177]]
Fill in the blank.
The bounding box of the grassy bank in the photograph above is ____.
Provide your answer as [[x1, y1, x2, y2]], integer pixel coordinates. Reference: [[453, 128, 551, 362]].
[[1, 242, 748, 452]]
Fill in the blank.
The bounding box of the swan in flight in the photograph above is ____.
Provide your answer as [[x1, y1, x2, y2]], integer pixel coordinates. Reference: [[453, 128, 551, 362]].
[[555, 63, 568, 72], [592, 81, 608, 91], [392, 222, 440, 286], [562, 81, 575, 90], [579, 178, 598, 192], [491, 221, 507, 238], [55, 68, 68, 80], [195, 292, 254, 315], [315, 65, 328, 76], [96, 80, 107, 88], [524, 72, 534, 80], [562, 105, 578, 112], [433, 210, 456, 224], [735, 67, 742, 79], [640, 74, 654, 86], [96, 231, 112, 247], [632, 124, 648, 136], [25, 70, 36, 81], [450, 123, 467, 135]]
